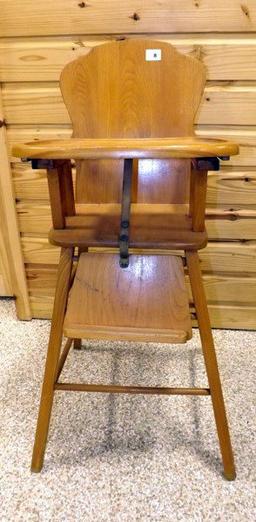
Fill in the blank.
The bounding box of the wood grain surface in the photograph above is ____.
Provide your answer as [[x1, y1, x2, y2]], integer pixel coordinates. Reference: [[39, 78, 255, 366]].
[[63, 253, 192, 342], [1, 35, 256, 82], [1, 1, 256, 37], [4, 83, 256, 126], [59, 39, 206, 204], [12, 137, 239, 160], [1, 7, 255, 327], [0, 87, 31, 315], [15, 202, 256, 240]]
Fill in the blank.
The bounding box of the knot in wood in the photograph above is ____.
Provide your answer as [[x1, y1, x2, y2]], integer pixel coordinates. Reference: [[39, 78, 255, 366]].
[[130, 12, 140, 21]]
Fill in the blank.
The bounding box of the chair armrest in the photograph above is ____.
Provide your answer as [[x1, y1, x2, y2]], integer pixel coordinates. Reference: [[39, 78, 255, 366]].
[[12, 137, 239, 161]]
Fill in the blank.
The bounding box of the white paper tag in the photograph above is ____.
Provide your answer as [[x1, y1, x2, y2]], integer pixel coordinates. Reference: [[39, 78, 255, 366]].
[[145, 49, 162, 61]]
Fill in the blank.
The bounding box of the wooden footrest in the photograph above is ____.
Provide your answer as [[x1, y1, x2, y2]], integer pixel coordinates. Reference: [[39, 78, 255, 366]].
[[63, 253, 192, 343]]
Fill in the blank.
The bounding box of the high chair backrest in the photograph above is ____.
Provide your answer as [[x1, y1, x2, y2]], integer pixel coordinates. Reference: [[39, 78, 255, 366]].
[[60, 39, 206, 205]]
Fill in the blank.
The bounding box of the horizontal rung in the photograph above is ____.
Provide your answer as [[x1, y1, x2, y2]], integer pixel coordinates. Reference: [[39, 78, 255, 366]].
[[54, 383, 210, 396]]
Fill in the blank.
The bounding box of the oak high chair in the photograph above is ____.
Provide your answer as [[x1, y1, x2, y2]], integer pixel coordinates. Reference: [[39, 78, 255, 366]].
[[13, 39, 239, 478]]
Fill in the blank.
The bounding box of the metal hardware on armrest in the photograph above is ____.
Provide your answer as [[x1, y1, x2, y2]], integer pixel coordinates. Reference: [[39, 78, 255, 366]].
[[32, 159, 56, 170], [23, 158, 56, 170], [119, 158, 133, 269], [219, 156, 230, 161], [25, 158, 73, 171], [192, 156, 230, 171]]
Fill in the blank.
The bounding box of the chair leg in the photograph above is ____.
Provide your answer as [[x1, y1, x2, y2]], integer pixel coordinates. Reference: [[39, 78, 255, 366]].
[[186, 251, 236, 480], [31, 247, 74, 472], [73, 338, 82, 350]]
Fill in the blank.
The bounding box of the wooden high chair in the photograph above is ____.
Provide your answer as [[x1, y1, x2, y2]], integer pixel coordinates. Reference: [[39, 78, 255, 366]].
[[13, 39, 239, 478]]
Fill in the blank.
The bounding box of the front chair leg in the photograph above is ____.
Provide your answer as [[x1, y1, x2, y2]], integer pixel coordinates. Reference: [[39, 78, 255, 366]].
[[31, 247, 74, 472], [186, 251, 236, 480]]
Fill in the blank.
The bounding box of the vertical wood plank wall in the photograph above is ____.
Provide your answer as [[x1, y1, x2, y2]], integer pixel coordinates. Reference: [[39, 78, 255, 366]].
[[0, 89, 12, 296], [0, 1, 256, 327], [0, 86, 31, 317]]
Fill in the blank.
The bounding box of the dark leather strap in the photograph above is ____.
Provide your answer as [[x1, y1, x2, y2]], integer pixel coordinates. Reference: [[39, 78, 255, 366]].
[[119, 158, 133, 268]]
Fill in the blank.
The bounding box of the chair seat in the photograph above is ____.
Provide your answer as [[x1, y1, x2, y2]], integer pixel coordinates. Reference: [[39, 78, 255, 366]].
[[63, 253, 192, 343]]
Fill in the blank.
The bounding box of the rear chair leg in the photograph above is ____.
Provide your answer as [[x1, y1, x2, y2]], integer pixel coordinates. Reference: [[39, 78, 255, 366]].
[[73, 338, 82, 350], [186, 251, 236, 480], [31, 248, 74, 472]]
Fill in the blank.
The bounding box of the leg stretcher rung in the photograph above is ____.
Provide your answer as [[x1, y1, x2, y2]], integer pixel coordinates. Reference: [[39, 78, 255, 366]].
[[54, 382, 211, 396]]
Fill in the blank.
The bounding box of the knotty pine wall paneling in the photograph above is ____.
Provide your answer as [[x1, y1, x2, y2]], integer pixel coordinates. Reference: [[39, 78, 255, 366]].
[[0, 1, 256, 327]]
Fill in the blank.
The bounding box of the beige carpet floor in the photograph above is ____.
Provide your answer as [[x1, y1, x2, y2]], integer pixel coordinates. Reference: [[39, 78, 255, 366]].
[[0, 299, 255, 521]]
